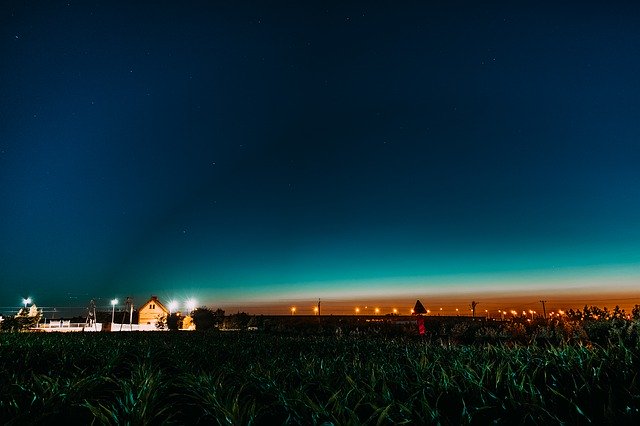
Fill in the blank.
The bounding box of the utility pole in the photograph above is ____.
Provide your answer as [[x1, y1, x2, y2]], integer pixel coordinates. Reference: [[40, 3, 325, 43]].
[[121, 297, 132, 331], [470, 301, 479, 318], [129, 298, 134, 330], [539, 300, 547, 319]]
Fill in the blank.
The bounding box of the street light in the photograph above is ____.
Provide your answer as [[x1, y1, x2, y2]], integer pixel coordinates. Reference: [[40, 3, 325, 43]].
[[186, 299, 197, 313], [291, 306, 296, 315], [313, 306, 319, 315], [374, 307, 380, 315], [22, 297, 32, 308], [111, 299, 118, 323], [168, 300, 178, 315], [355, 307, 360, 315]]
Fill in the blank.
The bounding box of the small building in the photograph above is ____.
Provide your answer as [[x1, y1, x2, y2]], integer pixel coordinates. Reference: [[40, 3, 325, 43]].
[[138, 296, 169, 329]]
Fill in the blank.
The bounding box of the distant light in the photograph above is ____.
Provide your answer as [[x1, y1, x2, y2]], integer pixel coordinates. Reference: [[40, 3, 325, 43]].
[[291, 307, 296, 315], [22, 297, 32, 307], [111, 299, 118, 306], [355, 307, 360, 314], [168, 300, 178, 313], [393, 308, 398, 314], [374, 307, 380, 314]]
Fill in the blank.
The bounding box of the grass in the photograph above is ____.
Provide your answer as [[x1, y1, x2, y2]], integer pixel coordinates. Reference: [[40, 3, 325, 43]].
[[0, 331, 639, 424]]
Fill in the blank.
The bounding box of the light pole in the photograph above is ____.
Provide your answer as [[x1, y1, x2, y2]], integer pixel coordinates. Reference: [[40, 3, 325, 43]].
[[22, 297, 32, 309], [168, 300, 178, 315], [111, 299, 118, 323]]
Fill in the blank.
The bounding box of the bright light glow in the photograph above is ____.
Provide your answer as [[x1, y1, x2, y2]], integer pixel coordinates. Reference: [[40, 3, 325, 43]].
[[168, 300, 178, 313], [291, 306, 296, 314], [111, 298, 118, 306], [355, 307, 360, 314], [22, 297, 32, 307], [374, 307, 380, 314], [185, 298, 197, 312], [393, 308, 398, 314]]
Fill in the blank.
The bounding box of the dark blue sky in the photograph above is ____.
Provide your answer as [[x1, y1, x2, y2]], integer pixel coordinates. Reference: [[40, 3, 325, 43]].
[[1, 1, 639, 310]]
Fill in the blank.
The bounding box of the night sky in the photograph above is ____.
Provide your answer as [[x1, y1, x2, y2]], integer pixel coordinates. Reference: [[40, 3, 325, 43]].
[[2, 1, 639, 312]]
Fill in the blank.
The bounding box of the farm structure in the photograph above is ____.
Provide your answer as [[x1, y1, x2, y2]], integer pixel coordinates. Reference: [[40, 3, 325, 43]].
[[137, 295, 169, 328]]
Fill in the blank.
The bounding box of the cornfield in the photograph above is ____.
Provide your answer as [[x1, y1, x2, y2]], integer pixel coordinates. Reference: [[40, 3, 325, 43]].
[[1, 332, 638, 424]]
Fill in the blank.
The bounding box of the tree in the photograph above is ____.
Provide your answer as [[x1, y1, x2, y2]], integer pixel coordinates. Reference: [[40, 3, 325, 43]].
[[213, 308, 225, 328], [166, 313, 184, 331], [224, 312, 251, 330], [156, 314, 167, 330], [191, 307, 218, 331], [1, 307, 41, 332]]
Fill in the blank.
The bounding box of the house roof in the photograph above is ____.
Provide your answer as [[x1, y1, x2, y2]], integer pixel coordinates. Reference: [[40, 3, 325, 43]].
[[139, 296, 169, 314]]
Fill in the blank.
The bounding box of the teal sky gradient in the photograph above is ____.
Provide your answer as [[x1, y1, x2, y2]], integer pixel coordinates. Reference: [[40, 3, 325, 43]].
[[2, 1, 640, 311]]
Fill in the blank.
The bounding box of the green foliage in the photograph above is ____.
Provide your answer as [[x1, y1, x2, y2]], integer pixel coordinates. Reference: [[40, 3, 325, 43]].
[[191, 307, 224, 331], [0, 330, 639, 424], [166, 313, 183, 331], [0, 311, 40, 332], [223, 312, 251, 330]]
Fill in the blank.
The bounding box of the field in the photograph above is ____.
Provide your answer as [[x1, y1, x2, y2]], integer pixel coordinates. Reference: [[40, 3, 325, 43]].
[[1, 328, 639, 425]]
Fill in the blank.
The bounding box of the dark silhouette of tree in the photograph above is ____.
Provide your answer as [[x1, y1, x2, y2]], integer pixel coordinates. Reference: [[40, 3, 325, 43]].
[[213, 308, 225, 328], [0, 308, 41, 331], [166, 313, 184, 331], [191, 307, 219, 331], [224, 312, 251, 330], [156, 314, 167, 330]]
